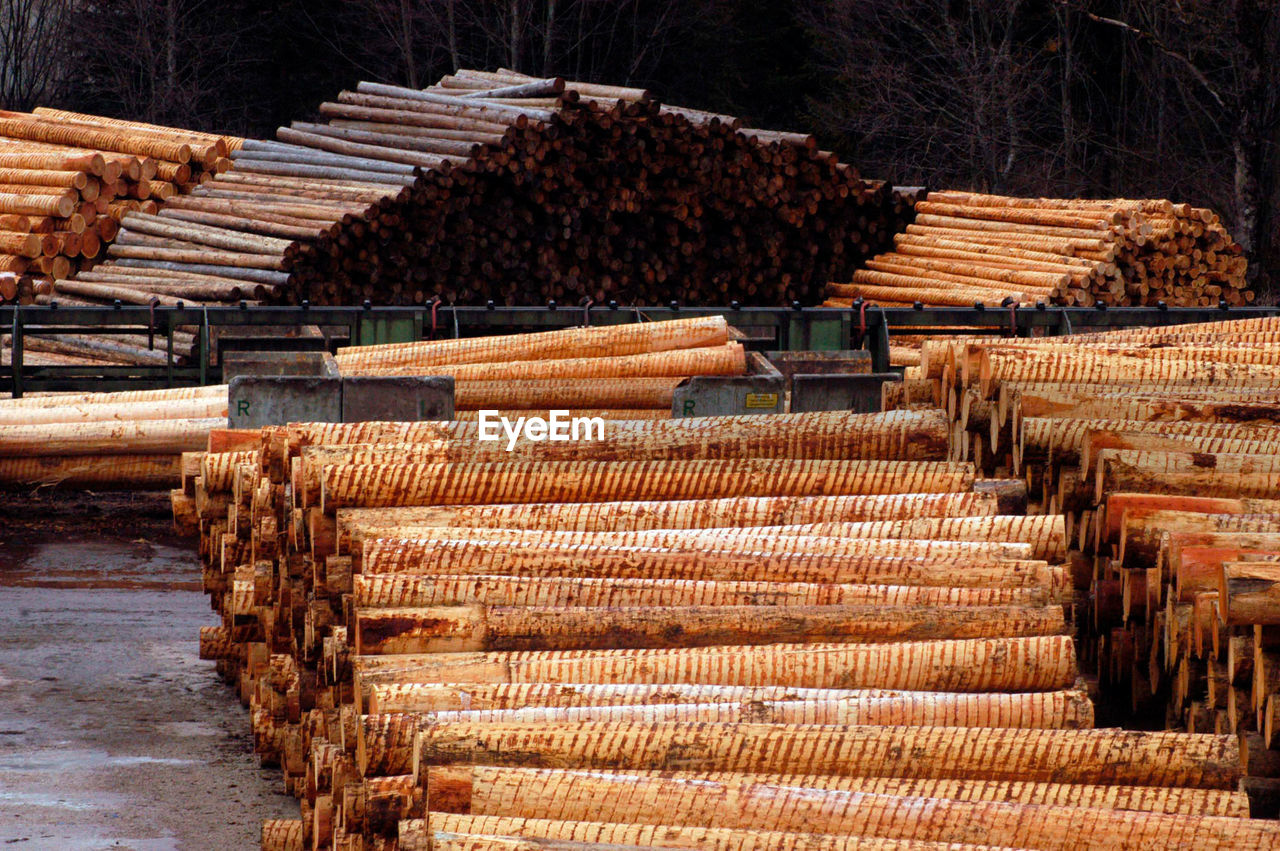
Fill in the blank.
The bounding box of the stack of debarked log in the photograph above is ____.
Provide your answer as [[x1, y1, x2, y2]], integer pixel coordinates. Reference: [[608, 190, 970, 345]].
[[181, 396, 1279, 849], [825, 190, 1250, 308], [0, 316, 743, 489], [0, 109, 237, 301], [333, 314, 747, 421], [0, 384, 226, 489], [63, 66, 907, 323], [903, 314, 1280, 808]]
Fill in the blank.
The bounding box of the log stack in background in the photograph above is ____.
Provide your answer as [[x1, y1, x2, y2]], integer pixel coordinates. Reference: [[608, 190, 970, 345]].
[[176, 374, 1280, 849], [900, 314, 1280, 810], [826, 190, 1250, 309], [0, 109, 238, 301], [51, 67, 906, 332]]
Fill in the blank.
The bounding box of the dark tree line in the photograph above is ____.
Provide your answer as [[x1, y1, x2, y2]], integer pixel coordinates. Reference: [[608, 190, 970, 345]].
[[2, 0, 1276, 291]]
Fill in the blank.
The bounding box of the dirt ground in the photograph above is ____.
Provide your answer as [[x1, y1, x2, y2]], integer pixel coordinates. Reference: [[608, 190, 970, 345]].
[[0, 491, 297, 849]]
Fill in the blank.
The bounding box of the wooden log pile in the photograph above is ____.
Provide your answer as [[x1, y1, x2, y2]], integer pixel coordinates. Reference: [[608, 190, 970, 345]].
[[175, 374, 1280, 849], [334, 314, 748, 420], [51, 67, 906, 334], [0, 384, 226, 489], [0, 317, 746, 484], [901, 314, 1280, 811], [826, 190, 1250, 308], [0, 109, 238, 302]]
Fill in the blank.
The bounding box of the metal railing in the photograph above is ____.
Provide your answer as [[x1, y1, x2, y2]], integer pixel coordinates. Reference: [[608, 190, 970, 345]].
[[4, 301, 1279, 397]]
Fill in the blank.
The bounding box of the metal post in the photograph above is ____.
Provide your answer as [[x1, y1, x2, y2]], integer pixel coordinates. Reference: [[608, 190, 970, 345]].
[[866, 307, 891, 373], [11, 304, 22, 399], [166, 314, 175, 388], [198, 308, 209, 387]]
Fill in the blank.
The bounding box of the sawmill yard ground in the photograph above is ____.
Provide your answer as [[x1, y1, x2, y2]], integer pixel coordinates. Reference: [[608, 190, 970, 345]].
[[0, 491, 296, 849]]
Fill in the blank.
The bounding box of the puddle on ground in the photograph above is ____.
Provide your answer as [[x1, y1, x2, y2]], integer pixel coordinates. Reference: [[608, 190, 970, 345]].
[[0, 539, 200, 591], [0, 504, 298, 847]]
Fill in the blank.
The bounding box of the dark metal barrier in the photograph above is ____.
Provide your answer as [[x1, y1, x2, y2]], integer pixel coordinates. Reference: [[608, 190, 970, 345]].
[[4, 301, 1279, 397]]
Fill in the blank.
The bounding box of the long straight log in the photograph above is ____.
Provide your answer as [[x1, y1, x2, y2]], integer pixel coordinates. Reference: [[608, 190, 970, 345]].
[[425, 765, 1249, 821], [120, 212, 294, 254], [407, 817, 1003, 851], [106, 244, 287, 270], [296, 412, 953, 501], [359, 687, 1091, 773], [364, 682, 1080, 720], [407, 783, 1277, 851], [350, 574, 1050, 610], [351, 635, 1080, 696], [0, 384, 223, 409], [349, 535, 1054, 588], [51, 279, 209, 307], [1021, 417, 1280, 466], [334, 316, 729, 369], [347, 514, 1063, 562], [108, 258, 291, 284], [411, 722, 1240, 788], [1095, 449, 1280, 503], [0, 454, 181, 489], [1103, 493, 1280, 544], [335, 492, 1000, 539], [321, 459, 976, 510], [0, 395, 225, 426], [352, 603, 1066, 654], [368, 344, 748, 381], [979, 350, 1280, 396], [0, 418, 219, 456], [407, 808, 1269, 849], [1081, 431, 1280, 478], [356, 529, 1033, 569]]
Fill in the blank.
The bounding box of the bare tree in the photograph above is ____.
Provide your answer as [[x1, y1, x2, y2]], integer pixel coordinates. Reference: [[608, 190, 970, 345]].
[[0, 0, 72, 109], [63, 0, 269, 134], [322, 0, 699, 90], [804, 0, 1055, 192], [1067, 1, 1280, 285]]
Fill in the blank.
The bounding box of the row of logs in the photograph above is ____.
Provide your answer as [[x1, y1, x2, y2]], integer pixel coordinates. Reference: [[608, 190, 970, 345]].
[[826, 190, 1251, 308], [0, 109, 238, 306], [0, 317, 741, 488], [896, 313, 1280, 812], [172, 315, 1273, 849], [28, 67, 912, 371]]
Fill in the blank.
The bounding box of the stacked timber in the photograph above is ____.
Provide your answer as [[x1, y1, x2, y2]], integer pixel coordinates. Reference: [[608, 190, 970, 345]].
[[179, 394, 1277, 849], [0, 317, 742, 484], [61, 67, 905, 323], [903, 314, 1280, 809], [333, 314, 746, 420], [826, 190, 1250, 308], [0, 109, 238, 300], [0, 384, 226, 489]]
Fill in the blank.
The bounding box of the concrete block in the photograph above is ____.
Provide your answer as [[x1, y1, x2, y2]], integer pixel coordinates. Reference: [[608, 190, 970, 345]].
[[672, 351, 784, 417], [790, 373, 902, 414], [342, 376, 455, 422], [222, 350, 339, 383], [228, 375, 342, 429], [672, 376, 785, 417], [766, 350, 872, 392]]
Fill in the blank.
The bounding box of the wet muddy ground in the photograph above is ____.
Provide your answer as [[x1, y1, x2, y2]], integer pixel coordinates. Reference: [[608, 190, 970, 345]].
[[0, 492, 296, 849]]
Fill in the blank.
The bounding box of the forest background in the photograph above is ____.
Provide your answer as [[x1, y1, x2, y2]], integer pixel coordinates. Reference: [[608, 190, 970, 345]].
[[4, 1, 1275, 291]]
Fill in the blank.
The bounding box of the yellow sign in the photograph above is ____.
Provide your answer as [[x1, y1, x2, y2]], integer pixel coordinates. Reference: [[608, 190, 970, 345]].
[[744, 393, 779, 409]]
